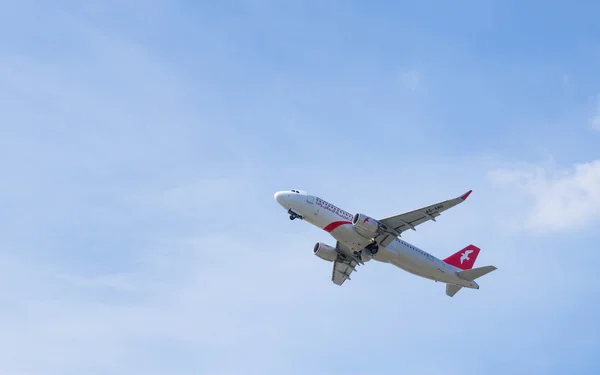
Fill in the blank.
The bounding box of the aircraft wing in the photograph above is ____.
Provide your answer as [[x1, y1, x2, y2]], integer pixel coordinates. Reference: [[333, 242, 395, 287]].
[[375, 190, 472, 247], [332, 258, 359, 285], [331, 241, 361, 286]]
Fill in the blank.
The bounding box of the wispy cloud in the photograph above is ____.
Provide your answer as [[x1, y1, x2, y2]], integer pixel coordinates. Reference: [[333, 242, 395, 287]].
[[489, 160, 600, 232]]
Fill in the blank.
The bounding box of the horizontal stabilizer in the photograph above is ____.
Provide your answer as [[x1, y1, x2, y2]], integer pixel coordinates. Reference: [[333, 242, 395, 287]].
[[446, 284, 462, 297], [457, 265, 497, 281]]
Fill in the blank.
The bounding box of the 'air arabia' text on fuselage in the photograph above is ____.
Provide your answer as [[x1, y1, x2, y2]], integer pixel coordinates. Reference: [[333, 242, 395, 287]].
[[316, 197, 353, 221]]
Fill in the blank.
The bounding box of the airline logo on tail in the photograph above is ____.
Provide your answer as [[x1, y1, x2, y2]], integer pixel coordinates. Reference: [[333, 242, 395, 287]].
[[443, 245, 481, 270], [460, 250, 474, 264]]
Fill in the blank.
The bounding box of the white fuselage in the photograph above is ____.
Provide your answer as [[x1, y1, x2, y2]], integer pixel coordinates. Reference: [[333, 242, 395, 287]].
[[275, 190, 479, 289]]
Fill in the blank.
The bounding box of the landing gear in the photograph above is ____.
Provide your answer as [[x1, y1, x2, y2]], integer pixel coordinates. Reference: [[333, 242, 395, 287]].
[[288, 209, 302, 220], [366, 241, 379, 255]]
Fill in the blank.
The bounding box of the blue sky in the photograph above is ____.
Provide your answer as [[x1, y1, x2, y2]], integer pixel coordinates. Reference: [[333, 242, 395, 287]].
[[1, 1, 600, 374]]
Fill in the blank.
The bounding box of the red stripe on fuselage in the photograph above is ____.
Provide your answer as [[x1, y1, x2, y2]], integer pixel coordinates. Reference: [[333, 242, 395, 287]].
[[323, 221, 352, 232]]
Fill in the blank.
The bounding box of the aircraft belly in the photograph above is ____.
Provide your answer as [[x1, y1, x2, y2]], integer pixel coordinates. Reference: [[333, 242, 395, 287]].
[[331, 227, 399, 262], [319, 213, 449, 281], [390, 260, 430, 278], [330, 226, 372, 252], [307, 212, 329, 228], [388, 245, 445, 281], [371, 245, 397, 262]]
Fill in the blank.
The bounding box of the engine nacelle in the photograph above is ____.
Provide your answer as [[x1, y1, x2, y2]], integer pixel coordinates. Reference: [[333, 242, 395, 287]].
[[352, 213, 382, 235], [313, 242, 339, 262]]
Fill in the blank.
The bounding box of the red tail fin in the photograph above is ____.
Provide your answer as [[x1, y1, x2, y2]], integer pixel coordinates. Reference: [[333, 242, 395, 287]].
[[443, 244, 480, 270]]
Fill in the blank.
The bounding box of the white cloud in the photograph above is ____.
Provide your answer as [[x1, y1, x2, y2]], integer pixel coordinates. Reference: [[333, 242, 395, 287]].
[[489, 160, 600, 232]]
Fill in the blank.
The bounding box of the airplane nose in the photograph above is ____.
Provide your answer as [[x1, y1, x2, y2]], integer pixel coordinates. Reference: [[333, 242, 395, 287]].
[[274, 191, 285, 205]]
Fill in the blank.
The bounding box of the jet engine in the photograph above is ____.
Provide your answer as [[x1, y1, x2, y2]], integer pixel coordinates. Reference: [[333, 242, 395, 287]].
[[313, 242, 339, 262], [352, 213, 383, 235]]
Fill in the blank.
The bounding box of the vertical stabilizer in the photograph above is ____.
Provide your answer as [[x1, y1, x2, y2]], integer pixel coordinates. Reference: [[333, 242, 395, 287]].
[[443, 244, 480, 270]]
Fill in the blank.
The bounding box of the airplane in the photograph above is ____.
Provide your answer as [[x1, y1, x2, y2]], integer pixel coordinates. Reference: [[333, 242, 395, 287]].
[[273, 189, 497, 297]]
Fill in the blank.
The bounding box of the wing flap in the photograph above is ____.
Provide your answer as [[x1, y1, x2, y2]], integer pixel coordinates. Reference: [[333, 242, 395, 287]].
[[331, 241, 361, 285], [332, 259, 359, 285]]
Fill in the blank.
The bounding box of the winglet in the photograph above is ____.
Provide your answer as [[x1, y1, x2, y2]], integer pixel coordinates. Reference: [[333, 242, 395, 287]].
[[460, 190, 472, 201]]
